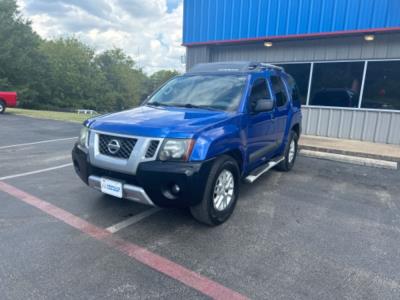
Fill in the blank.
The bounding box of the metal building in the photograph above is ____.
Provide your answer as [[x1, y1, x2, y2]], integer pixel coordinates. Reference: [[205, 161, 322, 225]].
[[183, 0, 400, 145]]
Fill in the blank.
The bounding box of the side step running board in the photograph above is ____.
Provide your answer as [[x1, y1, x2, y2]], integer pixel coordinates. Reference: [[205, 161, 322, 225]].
[[244, 156, 284, 183]]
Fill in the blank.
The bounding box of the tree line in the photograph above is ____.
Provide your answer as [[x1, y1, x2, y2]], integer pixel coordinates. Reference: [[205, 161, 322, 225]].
[[0, 0, 180, 112]]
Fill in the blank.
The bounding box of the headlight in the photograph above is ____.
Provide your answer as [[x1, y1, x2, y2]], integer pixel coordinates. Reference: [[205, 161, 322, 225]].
[[78, 126, 89, 148], [158, 139, 195, 161]]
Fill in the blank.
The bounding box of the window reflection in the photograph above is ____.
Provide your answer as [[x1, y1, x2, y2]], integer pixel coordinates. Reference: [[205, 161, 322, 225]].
[[277, 63, 310, 105], [310, 62, 364, 108], [148, 75, 247, 111], [362, 61, 400, 110], [249, 78, 270, 111]]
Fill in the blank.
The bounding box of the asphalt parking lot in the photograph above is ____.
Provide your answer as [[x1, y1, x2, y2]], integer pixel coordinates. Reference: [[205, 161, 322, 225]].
[[1, 113, 400, 299]]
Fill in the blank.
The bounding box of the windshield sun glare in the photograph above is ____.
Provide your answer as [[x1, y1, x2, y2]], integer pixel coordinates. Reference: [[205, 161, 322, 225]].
[[147, 75, 247, 111]]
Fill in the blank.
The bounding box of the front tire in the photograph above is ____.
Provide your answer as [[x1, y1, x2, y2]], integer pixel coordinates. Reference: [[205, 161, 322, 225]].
[[277, 130, 298, 171], [190, 155, 240, 226], [0, 101, 5, 114]]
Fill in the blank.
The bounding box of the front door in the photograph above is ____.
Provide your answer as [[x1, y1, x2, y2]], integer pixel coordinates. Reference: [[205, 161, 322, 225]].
[[245, 75, 277, 169]]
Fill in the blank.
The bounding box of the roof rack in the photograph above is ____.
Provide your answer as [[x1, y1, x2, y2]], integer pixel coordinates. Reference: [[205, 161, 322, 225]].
[[257, 63, 284, 71], [188, 61, 284, 73]]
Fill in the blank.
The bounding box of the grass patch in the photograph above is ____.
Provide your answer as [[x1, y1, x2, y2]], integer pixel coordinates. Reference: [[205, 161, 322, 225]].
[[7, 108, 97, 123]]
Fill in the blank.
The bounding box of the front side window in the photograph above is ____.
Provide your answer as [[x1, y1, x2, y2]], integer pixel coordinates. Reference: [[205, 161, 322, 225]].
[[270, 76, 288, 107], [147, 74, 247, 111], [248, 78, 270, 112]]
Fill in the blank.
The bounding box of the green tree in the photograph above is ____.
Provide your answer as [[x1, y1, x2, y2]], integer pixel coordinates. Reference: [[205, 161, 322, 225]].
[[0, 0, 182, 112], [95, 49, 148, 111], [148, 70, 180, 93], [0, 0, 44, 105], [39, 37, 105, 110]]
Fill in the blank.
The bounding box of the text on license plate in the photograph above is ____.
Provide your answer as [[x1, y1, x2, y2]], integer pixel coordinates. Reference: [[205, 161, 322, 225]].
[[100, 178, 123, 198]]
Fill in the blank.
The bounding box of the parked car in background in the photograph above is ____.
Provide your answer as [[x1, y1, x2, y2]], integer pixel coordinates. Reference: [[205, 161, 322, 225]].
[[311, 88, 359, 107], [0, 91, 17, 113], [72, 61, 302, 225]]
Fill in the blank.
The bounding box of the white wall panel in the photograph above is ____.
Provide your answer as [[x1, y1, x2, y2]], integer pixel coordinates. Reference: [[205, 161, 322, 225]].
[[302, 107, 400, 145]]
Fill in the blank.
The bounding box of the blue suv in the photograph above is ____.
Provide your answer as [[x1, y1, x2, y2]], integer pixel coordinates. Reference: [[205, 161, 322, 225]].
[[72, 61, 302, 225]]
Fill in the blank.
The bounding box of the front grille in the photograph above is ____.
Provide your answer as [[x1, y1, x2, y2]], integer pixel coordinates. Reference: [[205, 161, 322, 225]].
[[98, 134, 137, 159], [145, 140, 160, 158]]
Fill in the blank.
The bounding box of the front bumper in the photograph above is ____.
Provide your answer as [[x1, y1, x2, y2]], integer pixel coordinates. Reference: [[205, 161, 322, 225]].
[[72, 144, 213, 207], [88, 175, 155, 206]]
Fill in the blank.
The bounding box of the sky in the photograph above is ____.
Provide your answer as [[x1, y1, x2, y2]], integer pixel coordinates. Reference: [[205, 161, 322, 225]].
[[17, 0, 185, 74]]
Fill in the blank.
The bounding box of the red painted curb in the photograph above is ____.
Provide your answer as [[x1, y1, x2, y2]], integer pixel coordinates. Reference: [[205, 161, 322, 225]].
[[0, 181, 248, 300]]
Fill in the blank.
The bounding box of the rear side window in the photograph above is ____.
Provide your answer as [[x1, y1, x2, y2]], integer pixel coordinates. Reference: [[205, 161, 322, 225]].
[[270, 76, 288, 107], [248, 78, 270, 111], [286, 74, 301, 105]]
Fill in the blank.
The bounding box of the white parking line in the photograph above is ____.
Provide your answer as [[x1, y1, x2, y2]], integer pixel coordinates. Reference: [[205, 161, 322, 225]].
[[0, 163, 73, 181], [106, 207, 162, 233], [0, 137, 76, 150], [300, 149, 398, 170]]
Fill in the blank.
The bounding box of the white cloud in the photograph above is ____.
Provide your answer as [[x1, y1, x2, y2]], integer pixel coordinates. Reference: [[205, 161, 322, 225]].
[[117, 0, 166, 18], [17, 0, 185, 74]]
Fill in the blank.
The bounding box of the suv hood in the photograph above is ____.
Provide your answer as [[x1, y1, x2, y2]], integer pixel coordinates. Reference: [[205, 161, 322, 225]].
[[90, 105, 234, 138]]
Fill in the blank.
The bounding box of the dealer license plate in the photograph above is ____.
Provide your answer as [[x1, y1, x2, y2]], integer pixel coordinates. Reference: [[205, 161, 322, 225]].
[[100, 178, 123, 198]]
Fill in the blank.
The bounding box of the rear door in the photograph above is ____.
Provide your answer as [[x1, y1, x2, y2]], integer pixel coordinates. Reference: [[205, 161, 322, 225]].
[[245, 75, 277, 168], [269, 74, 290, 145]]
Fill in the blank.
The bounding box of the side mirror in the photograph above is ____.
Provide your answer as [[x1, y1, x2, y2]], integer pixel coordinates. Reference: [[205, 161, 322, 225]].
[[254, 98, 274, 112]]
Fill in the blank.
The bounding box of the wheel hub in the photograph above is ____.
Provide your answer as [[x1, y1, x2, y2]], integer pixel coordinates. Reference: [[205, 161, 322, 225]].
[[288, 140, 296, 163], [213, 169, 234, 211]]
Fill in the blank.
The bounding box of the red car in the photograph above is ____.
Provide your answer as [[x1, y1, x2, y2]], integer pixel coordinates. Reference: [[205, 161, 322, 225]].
[[0, 91, 17, 113]]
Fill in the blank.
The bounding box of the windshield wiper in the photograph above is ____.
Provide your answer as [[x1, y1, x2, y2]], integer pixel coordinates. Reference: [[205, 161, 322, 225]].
[[146, 101, 171, 107], [148, 102, 221, 111], [173, 103, 220, 111]]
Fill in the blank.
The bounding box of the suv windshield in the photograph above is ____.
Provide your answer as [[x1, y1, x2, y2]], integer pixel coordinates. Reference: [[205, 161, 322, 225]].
[[146, 74, 247, 111]]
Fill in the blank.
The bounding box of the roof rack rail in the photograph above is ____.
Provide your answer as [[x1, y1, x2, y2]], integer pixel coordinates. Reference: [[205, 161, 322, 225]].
[[188, 61, 284, 73], [255, 63, 284, 71]]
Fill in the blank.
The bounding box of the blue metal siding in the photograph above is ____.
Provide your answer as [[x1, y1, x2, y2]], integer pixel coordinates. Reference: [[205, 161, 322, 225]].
[[183, 0, 400, 44]]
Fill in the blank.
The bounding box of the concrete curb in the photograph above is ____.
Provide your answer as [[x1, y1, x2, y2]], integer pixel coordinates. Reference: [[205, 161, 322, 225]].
[[300, 149, 398, 170], [300, 145, 400, 163]]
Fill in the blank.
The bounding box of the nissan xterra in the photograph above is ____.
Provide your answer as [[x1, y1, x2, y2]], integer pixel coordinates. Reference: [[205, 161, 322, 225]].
[[72, 61, 302, 225]]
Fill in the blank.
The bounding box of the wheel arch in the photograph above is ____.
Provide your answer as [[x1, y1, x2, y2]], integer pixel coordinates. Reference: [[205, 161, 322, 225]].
[[223, 149, 244, 175], [291, 122, 301, 138]]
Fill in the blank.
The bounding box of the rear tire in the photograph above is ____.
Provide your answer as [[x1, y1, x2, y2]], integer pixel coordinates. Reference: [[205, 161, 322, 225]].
[[277, 130, 298, 172], [0, 100, 5, 114], [190, 155, 240, 226]]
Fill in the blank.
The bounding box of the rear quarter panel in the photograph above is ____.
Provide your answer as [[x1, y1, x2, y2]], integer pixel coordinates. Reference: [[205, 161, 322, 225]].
[[290, 104, 302, 136], [281, 73, 302, 139], [0, 92, 17, 107]]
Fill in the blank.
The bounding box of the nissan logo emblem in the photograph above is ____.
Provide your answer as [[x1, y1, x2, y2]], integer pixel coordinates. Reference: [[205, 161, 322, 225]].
[[107, 139, 121, 154]]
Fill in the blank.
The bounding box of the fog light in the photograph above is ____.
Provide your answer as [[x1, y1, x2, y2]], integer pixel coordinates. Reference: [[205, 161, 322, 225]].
[[171, 184, 180, 194]]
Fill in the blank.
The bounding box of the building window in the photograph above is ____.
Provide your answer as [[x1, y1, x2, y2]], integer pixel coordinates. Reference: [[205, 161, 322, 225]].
[[309, 62, 364, 108], [361, 61, 400, 110], [277, 63, 310, 105]]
